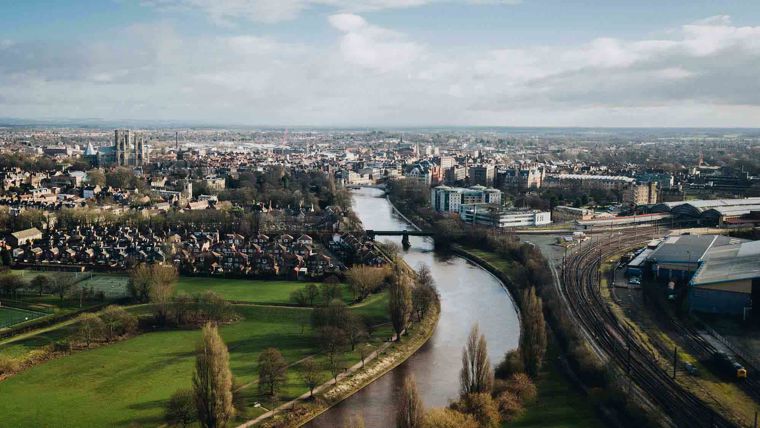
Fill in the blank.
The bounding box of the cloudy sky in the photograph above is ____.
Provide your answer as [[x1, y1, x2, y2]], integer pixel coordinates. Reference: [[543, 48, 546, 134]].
[[2, 0, 760, 127]]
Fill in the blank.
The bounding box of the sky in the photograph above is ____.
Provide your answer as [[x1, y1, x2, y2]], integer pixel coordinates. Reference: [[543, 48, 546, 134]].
[[1, 0, 760, 127]]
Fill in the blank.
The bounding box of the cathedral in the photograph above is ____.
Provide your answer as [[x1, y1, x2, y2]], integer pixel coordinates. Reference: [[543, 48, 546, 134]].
[[85, 130, 149, 167]]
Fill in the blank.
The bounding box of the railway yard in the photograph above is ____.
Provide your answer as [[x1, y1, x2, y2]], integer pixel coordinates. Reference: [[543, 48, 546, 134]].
[[558, 226, 760, 428]]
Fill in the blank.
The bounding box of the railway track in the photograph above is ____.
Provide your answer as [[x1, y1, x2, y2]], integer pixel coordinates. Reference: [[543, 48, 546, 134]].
[[561, 228, 739, 428]]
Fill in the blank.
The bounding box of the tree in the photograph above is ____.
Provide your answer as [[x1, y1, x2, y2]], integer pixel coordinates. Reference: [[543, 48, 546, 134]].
[[30, 274, 50, 296], [149, 264, 178, 325], [300, 358, 324, 398], [99, 305, 138, 341], [423, 408, 478, 428], [346, 265, 388, 302], [412, 265, 438, 321], [311, 299, 350, 330], [257, 348, 288, 404], [495, 349, 524, 380], [305, 283, 320, 306], [397, 375, 424, 428], [53, 275, 75, 301], [460, 324, 493, 395], [345, 313, 367, 351], [388, 267, 412, 341], [77, 313, 105, 348], [193, 323, 235, 428], [318, 326, 347, 382], [450, 393, 500, 428], [290, 288, 309, 306], [128, 264, 153, 302], [165, 389, 197, 427], [320, 280, 342, 305], [520, 287, 547, 377], [86, 169, 106, 187], [0, 274, 25, 298]]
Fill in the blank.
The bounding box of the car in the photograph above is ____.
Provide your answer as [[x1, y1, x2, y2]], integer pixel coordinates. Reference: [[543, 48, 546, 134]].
[[683, 362, 699, 376], [628, 277, 641, 285]]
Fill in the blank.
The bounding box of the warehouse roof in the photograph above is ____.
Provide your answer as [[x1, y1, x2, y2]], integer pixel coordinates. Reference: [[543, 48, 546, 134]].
[[651, 197, 760, 217], [647, 234, 746, 263], [691, 240, 760, 286]]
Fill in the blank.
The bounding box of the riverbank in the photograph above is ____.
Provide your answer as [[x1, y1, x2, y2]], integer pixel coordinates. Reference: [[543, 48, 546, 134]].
[[254, 300, 441, 428], [450, 245, 605, 428]]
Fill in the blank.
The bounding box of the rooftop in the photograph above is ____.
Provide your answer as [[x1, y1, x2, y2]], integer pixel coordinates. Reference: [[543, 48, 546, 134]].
[[691, 240, 760, 286]]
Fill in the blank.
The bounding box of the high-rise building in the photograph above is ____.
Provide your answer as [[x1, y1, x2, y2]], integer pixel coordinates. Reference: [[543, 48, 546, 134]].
[[624, 182, 658, 206]]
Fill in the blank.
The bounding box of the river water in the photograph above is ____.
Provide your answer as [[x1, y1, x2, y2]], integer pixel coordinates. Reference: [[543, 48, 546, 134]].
[[307, 187, 520, 427]]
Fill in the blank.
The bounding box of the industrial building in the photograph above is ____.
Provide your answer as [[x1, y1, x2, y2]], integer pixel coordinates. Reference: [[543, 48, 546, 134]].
[[647, 234, 745, 282], [641, 234, 757, 316], [689, 240, 759, 316], [650, 197, 760, 226]]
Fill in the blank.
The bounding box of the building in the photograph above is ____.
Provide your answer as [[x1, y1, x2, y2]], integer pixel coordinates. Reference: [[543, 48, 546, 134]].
[[469, 165, 495, 186], [552, 205, 593, 222], [624, 182, 658, 206], [460, 205, 551, 228], [544, 174, 635, 190], [431, 185, 502, 213], [646, 234, 747, 282], [9, 227, 43, 246], [90, 130, 150, 167], [688, 240, 759, 316], [650, 197, 760, 226]]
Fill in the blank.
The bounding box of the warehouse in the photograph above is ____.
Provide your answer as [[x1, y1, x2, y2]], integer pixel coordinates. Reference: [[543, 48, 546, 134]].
[[689, 240, 760, 317], [646, 234, 746, 282], [650, 197, 760, 226]]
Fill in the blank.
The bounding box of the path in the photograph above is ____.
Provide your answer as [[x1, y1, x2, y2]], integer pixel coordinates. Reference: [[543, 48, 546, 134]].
[[237, 334, 398, 428]]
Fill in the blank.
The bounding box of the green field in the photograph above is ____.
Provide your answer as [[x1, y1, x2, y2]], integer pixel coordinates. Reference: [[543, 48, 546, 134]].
[[0, 306, 48, 329], [175, 277, 352, 304], [0, 279, 391, 427]]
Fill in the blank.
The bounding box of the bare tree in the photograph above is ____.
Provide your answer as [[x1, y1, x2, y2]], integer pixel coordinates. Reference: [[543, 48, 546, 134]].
[[388, 266, 412, 341], [396, 375, 424, 428], [346, 265, 388, 302], [193, 323, 235, 428], [460, 324, 493, 395], [257, 347, 288, 405], [77, 313, 105, 347], [300, 358, 324, 398]]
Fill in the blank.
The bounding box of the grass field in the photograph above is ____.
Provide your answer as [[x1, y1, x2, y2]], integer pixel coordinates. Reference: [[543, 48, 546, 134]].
[[0, 306, 48, 329], [175, 277, 353, 305], [0, 283, 391, 427]]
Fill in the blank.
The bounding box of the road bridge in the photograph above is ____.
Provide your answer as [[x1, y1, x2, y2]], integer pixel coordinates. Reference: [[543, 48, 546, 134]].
[[365, 229, 434, 246]]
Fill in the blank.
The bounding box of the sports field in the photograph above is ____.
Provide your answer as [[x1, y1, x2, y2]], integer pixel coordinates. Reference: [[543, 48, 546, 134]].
[[0, 306, 48, 329]]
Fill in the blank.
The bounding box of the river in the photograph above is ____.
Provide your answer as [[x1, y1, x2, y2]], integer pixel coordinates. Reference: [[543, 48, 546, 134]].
[[307, 187, 521, 427]]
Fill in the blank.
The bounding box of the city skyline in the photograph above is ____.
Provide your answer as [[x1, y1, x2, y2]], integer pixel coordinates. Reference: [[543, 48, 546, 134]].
[[2, 1, 760, 127]]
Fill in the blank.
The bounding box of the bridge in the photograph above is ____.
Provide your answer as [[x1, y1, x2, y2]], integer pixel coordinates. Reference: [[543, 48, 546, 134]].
[[365, 229, 434, 246]]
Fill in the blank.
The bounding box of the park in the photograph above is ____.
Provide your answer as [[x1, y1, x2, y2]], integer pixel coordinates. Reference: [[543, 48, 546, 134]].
[[0, 273, 397, 427]]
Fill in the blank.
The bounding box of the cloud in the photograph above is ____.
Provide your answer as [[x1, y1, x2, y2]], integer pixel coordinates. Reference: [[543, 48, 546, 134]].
[[141, 0, 521, 24], [328, 13, 423, 72], [2, 15, 760, 126]]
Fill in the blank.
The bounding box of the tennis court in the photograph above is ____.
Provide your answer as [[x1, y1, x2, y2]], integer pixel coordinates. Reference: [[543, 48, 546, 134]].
[[0, 306, 48, 329]]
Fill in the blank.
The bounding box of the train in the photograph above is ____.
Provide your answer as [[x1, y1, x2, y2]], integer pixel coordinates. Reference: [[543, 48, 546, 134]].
[[712, 351, 748, 379]]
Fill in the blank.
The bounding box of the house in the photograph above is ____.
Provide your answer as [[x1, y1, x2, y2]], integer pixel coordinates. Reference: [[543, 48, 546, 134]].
[[10, 227, 43, 246]]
